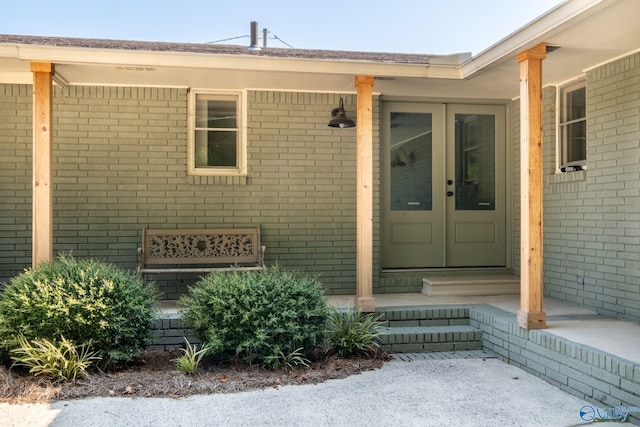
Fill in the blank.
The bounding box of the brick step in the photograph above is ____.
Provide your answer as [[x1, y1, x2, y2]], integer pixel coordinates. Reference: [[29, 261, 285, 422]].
[[392, 350, 497, 361], [379, 324, 483, 353], [422, 275, 519, 297], [375, 305, 471, 327]]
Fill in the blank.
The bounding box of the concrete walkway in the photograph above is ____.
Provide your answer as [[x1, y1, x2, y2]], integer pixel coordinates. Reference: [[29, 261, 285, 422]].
[[0, 357, 627, 426]]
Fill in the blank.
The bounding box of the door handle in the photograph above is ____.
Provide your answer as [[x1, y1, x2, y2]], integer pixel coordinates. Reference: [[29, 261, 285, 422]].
[[447, 191, 454, 197]]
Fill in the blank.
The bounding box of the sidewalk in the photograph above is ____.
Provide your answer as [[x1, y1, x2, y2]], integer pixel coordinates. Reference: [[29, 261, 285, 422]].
[[1, 357, 627, 426]]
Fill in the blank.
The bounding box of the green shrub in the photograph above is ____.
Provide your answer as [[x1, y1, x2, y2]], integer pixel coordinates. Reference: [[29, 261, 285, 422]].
[[0, 254, 158, 368], [327, 308, 385, 357], [179, 265, 330, 365], [10, 335, 100, 382]]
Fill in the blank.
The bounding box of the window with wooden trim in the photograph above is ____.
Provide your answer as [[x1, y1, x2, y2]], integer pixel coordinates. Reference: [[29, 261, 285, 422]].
[[188, 90, 246, 176], [558, 81, 586, 171]]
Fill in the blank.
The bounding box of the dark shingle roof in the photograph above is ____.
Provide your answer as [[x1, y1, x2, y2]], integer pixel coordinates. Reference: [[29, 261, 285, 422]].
[[0, 34, 434, 65]]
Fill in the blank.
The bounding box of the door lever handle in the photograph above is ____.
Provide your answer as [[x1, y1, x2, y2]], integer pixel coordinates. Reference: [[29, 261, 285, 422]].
[[447, 191, 454, 197]]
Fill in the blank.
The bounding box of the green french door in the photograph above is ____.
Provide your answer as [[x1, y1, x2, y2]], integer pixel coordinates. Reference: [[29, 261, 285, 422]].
[[382, 102, 506, 268]]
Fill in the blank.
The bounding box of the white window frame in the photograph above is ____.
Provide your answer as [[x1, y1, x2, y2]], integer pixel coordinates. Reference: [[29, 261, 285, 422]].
[[557, 78, 587, 172], [187, 90, 247, 176]]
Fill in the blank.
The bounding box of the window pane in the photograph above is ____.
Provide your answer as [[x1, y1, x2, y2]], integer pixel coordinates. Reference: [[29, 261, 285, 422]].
[[566, 87, 586, 122], [455, 114, 495, 211], [560, 83, 587, 168], [196, 99, 236, 129], [195, 130, 237, 167], [564, 120, 586, 164], [390, 112, 432, 211]]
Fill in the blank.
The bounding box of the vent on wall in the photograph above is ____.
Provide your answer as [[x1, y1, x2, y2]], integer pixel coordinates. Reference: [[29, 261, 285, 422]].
[[114, 66, 156, 71], [546, 45, 561, 54]]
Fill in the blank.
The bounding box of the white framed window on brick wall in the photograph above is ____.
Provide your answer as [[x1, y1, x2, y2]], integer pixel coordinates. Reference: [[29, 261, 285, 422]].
[[558, 80, 587, 172], [188, 90, 247, 176]]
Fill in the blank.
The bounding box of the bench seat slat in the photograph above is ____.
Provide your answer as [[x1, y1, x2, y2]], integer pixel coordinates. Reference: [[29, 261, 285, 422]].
[[139, 266, 265, 274], [138, 227, 265, 275]]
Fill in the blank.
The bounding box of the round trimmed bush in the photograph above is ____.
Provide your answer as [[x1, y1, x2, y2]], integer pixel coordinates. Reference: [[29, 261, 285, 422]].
[[179, 265, 330, 364], [0, 254, 158, 367]]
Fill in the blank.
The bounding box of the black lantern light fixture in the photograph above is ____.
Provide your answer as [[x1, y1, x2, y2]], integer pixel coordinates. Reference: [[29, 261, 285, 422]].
[[328, 98, 356, 128]]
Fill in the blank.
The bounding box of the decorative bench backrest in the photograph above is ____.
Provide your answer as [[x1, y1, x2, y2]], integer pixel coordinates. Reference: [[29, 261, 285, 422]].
[[141, 228, 263, 267]]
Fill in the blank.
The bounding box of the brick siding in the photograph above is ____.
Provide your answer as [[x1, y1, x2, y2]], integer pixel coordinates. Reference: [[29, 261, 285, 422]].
[[0, 85, 32, 281], [0, 86, 380, 296]]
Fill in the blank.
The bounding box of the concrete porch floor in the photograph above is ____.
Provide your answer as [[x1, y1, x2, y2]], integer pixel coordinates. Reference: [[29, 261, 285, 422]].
[[327, 293, 640, 366]]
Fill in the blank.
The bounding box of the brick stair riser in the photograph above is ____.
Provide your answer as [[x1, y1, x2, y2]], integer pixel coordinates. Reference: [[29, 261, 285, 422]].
[[379, 328, 483, 353], [376, 307, 483, 355], [381, 342, 484, 353], [377, 307, 470, 325], [383, 318, 470, 327], [380, 329, 482, 345]]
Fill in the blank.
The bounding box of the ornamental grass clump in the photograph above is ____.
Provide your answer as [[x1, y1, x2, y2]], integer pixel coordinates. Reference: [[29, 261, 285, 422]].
[[262, 347, 310, 371], [179, 265, 330, 366], [174, 338, 211, 375], [10, 335, 101, 382], [327, 308, 385, 357], [0, 254, 158, 369]]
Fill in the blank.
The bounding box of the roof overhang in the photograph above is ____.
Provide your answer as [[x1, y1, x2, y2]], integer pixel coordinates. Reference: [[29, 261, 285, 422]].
[[459, 0, 640, 98], [1, 0, 639, 100]]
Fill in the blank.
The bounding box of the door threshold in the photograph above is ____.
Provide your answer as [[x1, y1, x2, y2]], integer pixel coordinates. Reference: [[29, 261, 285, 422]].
[[381, 267, 513, 277]]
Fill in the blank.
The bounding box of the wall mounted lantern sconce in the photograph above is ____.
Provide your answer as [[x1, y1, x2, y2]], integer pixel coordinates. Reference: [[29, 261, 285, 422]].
[[328, 98, 356, 128]]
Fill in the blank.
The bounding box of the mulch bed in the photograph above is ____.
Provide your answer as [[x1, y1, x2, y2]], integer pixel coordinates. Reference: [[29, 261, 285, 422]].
[[0, 349, 388, 403]]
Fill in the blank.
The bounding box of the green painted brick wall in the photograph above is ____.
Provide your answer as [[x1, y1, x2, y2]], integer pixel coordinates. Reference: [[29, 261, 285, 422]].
[[0, 84, 32, 280], [0, 85, 380, 296]]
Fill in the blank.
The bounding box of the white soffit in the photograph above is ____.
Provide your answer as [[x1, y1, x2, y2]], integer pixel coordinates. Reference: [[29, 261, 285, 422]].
[[463, 0, 640, 83]]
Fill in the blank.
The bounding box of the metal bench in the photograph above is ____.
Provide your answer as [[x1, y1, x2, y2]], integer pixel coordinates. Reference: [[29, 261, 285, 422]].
[[137, 227, 265, 275]]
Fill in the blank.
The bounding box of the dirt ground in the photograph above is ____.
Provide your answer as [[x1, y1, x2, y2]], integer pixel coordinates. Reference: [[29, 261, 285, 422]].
[[0, 349, 387, 403]]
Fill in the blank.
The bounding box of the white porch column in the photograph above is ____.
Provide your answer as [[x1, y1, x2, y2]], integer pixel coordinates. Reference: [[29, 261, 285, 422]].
[[355, 75, 375, 312], [516, 43, 547, 329], [30, 62, 54, 267]]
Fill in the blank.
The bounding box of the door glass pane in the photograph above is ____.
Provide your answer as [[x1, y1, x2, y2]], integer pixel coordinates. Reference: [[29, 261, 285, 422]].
[[390, 112, 432, 211], [455, 114, 495, 210]]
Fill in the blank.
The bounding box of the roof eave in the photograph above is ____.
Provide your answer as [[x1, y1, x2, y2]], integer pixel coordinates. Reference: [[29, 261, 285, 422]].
[[6, 0, 606, 87], [460, 0, 608, 77], [3, 42, 465, 80]]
